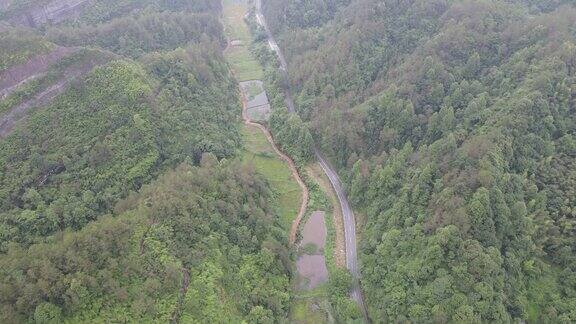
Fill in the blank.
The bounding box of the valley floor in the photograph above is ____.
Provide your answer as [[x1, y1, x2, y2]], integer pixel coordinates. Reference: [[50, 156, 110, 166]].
[[221, 0, 346, 321]]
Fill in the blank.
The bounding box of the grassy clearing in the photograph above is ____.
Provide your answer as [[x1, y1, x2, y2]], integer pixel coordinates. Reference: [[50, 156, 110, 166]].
[[222, 0, 263, 81], [222, 0, 252, 43], [224, 0, 296, 229], [290, 284, 333, 323], [291, 298, 329, 323], [323, 210, 337, 272], [226, 46, 263, 81], [241, 125, 301, 230], [223, 0, 322, 319]]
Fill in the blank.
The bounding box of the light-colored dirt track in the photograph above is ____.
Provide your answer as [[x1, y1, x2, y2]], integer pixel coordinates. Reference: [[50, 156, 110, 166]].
[[239, 91, 309, 245]]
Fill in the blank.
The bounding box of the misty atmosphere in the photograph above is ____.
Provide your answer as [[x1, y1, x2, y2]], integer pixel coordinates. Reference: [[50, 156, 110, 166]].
[[0, 0, 575, 323]]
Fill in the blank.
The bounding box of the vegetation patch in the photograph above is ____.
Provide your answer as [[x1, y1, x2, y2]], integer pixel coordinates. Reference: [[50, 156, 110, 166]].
[[241, 125, 302, 230], [222, 0, 264, 81], [0, 29, 54, 72], [0, 162, 292, 323], [225, 40, 264, 81]]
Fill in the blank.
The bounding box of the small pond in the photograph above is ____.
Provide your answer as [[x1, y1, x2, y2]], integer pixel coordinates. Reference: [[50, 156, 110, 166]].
[[296, 211, 329, 290]]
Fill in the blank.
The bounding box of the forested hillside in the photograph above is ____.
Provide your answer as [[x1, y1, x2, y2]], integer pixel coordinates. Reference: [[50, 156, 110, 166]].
[[0, 0, 222, 27], [1, 162, 291, 322], [0, 29, 53, 71], [0, 0, 293, 322], [263, 0, 576, 322]]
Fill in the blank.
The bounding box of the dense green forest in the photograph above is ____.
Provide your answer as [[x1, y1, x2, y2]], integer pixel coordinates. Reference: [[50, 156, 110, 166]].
[[1, 162, 291, 322], [3, 0, 576, 322], [0, 0, 240, 248], [0, 47, 240, 248], [0, 29, 53, 71], [0, 0, 295, 322], [262, 0, 576, 322], [0, 0, 222, 26], [46, 11, 225, 58]]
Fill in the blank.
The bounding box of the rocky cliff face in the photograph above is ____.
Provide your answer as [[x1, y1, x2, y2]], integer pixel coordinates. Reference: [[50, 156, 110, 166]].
[[0, 46, 77, 98], [7, 0, 91, 27]]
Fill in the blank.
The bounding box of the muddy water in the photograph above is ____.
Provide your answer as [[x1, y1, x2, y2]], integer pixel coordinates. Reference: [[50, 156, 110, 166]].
[[296, 211, 329, 290], [239, 80, 270, 121]]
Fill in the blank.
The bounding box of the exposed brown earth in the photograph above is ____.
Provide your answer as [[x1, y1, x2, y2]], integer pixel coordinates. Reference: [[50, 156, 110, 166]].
[[0, 46, 77, 98], [296, 255, 328, 290], [0, 52, 108, 138], [300, 211, 327, 248]]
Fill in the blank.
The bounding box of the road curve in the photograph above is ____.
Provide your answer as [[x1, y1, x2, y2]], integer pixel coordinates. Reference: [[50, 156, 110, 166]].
[[315, 149, 368, 320], [255, 0, 369, 321]]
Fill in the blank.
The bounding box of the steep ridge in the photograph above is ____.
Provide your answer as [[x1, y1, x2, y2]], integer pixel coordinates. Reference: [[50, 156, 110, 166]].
[[4, 0, 91, 27], [0, 47, 114, 137], [0, 46, 77, 98], [0, 51, 105, 137], [0, 1, 296, 322]]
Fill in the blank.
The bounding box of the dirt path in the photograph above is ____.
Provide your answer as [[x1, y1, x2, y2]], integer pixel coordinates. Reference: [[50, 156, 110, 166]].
[[223, 13, 308, 245], [239, 91, 309, 245]]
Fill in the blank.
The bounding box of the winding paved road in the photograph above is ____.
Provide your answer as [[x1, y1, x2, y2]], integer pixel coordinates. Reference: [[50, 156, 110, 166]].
[[255, 0, 369, 321], [254, 0, 296, 114]]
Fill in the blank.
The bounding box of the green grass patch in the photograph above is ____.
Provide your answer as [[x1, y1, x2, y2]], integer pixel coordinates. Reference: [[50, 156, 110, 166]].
[[226, 45, 263, 81], [300, 242, 319, 255], [291, 299, 327, 324], [323, 210, 337, 273], [222, 0, 263, 81], [222, 0, 252, 43], [290, 284, 332, 323], [241, 125, 301, 230]]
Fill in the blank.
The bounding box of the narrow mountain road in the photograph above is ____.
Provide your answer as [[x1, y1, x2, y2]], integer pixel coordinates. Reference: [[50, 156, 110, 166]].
[[255, 0, 369, 321], [316, 149, 368, 320], [254, 0, 296, 113]]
